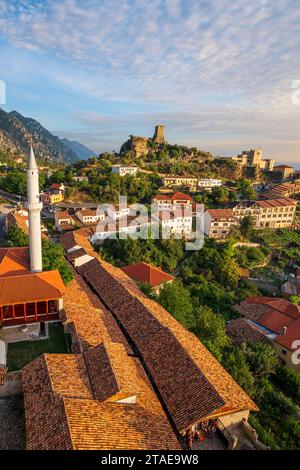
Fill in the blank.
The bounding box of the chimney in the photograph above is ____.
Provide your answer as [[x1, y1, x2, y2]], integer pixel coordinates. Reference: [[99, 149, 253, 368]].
[[281, 326, 288, 336]]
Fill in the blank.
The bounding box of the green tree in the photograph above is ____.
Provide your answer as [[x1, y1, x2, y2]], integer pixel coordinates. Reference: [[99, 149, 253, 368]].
[[240, 215, 255, 239], [159, 281, 194, 329], [193, 305, 230, 360], [222, 345, 256, 395], [41, 240, 73, 285], [6, 227, 28, 247], [244, 342, 279, 379]]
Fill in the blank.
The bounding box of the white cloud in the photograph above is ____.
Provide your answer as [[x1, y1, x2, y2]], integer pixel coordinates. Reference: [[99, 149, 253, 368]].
[[0, 0, 300, 161]]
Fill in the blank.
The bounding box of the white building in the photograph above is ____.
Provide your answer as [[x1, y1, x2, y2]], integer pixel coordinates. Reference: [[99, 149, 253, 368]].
[[152, 192, 194, 211], [163, 175, 198, 190], [106, 204, 130, 220], [90, 216, 153, 244], [76, 209, 105, 225], [198, 179, 222, 191], [157, 210, 193, 238], [112, 164, 138, 177]]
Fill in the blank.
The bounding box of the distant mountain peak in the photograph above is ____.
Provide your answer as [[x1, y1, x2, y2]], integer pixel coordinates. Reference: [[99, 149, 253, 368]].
[[62, 138, 95, 160], [0, 108, 83, 164]]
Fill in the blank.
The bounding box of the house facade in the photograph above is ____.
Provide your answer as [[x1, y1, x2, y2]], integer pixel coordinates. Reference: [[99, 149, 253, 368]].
[[152, 191, 193, 210], [40, 191, 64, 205], [198, 178, 222, 191], [204, 209, 237, 239], [76, 209, 105, 225], [163, 175, 198, 190], [230, 297, 300, 373], [112, 164, 138, 176], [205, 198, 297, 238]]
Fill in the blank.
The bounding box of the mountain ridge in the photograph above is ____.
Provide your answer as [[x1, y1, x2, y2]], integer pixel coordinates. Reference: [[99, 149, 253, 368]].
[[62, 138, 95, 159], [0, 108, 83, 163]]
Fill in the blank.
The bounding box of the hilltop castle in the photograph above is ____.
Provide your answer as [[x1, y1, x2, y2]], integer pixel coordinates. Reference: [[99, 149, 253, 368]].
[[120, 124, 166, 158]]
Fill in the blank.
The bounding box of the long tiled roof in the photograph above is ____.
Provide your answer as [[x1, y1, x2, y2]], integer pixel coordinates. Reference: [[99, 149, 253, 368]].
[[256, 198, 297, 208], [23, 347, 180, 450], [60, 270, 131, 353], [77, 256, 257, 431]]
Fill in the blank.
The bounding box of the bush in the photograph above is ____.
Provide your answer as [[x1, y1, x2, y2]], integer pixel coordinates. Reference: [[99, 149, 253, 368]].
[[274, 366, 300, 405]]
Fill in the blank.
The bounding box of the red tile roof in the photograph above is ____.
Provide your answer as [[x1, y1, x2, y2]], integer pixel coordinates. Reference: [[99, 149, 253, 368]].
[[23, 348, 180, 450], [0, 270, 66, 306], [171, 192, 193, 202], [256, 198, 297, 208], [235, 297, 300, 351], [122, 262, 174, 287], [0, 247, 29, 277], [207, 209, 235, 220], [77, 256, 257, 432], [276, 319, 300, 350]]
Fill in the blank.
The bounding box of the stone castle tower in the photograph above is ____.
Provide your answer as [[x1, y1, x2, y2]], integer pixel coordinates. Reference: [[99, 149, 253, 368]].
[[153, 125, 165, 144], [26, 146, 43, 272]]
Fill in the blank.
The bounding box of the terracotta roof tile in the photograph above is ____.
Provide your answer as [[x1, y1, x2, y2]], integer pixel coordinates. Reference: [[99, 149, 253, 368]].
[[0, 269, 66, 306], [78, 257, 257, 431], [122, 262, 174, 287], [207, 209, 235, 220], [0, 247, 29, 276]]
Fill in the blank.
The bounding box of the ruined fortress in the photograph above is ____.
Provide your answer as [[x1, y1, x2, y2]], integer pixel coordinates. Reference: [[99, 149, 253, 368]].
[[120, 125, 166, 158]]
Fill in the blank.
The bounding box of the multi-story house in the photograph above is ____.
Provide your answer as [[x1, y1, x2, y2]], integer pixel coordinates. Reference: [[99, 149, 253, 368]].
[[204, 198, 297, 238], [157, 210, 193, 238], [112, 164, 138, 176], [228, 297, 300, 373], [204, 209, 237, 239], [90, 215, 153, 244], [49, 183, 65, 194], [253, 199, 297, 228], [163, 175, 198, 190], [40, 191, 64, 205], [152, 191, 193, 210], [272, 165, 295, 182], [54, 211, 75, 232]]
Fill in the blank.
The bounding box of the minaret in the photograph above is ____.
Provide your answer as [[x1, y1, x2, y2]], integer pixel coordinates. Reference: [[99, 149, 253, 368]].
[[26, 145, 43, 272]]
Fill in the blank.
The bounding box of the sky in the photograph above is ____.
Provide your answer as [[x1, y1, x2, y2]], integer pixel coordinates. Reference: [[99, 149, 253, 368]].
[[0, 0, 300, 164]]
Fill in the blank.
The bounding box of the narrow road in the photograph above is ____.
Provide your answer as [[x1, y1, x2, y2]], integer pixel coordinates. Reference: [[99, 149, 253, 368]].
[[0, 189, 25, 203]]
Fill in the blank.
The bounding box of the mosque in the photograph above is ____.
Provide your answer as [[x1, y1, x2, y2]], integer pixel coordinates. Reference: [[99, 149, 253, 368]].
[[0, 147, 65, 330]]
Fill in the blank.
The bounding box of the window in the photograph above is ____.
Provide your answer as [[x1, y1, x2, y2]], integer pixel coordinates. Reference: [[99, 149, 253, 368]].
[[281, 349, 287, 355]]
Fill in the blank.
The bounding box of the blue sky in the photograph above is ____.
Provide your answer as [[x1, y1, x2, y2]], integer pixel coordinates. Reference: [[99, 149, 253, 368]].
[[0, 0, 300, 163]]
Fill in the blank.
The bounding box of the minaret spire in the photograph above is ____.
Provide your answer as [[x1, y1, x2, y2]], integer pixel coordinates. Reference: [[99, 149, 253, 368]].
[[26, 143, 43, 272]]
